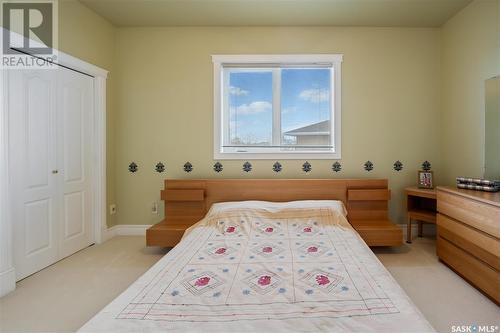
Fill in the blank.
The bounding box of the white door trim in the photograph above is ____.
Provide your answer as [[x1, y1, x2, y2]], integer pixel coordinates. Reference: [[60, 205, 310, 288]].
[[0, 65, 16, 297], [92, 76, 107, 244], [0, 31, 108, 296]]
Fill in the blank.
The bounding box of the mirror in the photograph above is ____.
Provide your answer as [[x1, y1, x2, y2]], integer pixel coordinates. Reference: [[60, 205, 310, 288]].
[[484, 76, 500, 180]]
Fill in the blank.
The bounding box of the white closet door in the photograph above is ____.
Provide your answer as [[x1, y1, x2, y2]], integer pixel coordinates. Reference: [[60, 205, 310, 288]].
[[9, 66, 95, 280], [9, 69, 59, 280], [57, 68, 93, 258]]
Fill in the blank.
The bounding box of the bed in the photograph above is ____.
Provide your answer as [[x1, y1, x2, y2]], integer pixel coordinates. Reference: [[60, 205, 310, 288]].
[[79, 198, 434, 332]]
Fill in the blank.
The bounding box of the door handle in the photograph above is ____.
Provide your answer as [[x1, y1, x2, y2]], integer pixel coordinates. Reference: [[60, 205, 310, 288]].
[[52, 170, 58, 174]]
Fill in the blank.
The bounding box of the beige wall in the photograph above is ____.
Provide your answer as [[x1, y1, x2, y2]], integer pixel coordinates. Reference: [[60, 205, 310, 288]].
[[441, 0, 500, 184], [114, 27, 442, 226], [58, 0, 500, 229], [58, 0, 117, 226]]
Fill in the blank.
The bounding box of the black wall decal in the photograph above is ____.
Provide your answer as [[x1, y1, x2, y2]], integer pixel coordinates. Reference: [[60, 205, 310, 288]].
[[155, 162, 165, 173], [213, 162, 223, 173], [393, 160, 403, 171], [273, 161, 282, 173], [364, 161, 374, 171], [128, 162, 138, 173], [332, 162, 342, 172], [183, 162, 193, 173], [243, 161, 252, 172], [422, 161, 431, 171], [302, 161, 312, 173]]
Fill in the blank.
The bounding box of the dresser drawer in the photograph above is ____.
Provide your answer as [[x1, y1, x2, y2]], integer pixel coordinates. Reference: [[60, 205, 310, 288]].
[[437, 190, 500, 239], [437, 213, 500, 270], [437, 236, 500, 303]]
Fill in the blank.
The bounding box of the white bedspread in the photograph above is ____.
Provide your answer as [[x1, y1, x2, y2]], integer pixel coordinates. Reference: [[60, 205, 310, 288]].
[[79, 200, 435, 333]]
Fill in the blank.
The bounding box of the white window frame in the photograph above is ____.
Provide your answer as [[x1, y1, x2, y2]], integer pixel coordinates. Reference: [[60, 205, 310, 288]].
[[212, 54, 343, 160]]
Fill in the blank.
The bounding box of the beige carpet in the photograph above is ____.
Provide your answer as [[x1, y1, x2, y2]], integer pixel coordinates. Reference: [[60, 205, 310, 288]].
[[373, 237, 499, 333], [0, 236, 498, 333]]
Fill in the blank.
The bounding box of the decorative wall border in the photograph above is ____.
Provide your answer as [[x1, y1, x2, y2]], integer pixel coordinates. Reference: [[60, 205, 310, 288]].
[[124, 160, 435, 174]]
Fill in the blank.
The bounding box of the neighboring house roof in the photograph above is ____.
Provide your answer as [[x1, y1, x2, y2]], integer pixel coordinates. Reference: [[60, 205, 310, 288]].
[[283, 120, 330, 136]]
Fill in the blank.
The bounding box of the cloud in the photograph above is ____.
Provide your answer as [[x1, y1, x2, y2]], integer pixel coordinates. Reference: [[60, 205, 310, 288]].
[[282, 106, 298, 114], [299, 88, 330, 103], [229, 86, 249, 96], [231, 101, 272, 115]]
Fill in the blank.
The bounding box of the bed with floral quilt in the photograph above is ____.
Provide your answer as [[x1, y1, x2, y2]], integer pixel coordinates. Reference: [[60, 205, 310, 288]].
[[78, 200, 435, 333]]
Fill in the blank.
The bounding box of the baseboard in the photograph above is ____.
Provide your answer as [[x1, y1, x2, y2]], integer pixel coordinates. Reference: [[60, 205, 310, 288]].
[[102, 224, 152, 242], [102, 226, 116, 242], [0, 267, 16, 297]]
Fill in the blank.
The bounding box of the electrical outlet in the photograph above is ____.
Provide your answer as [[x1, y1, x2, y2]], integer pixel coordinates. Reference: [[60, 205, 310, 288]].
[[109, 204, 117, 215], [151, 202, 158, 215]]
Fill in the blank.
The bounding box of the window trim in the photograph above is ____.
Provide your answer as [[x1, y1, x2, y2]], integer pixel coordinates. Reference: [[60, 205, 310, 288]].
[[212, 54, 343, 160]]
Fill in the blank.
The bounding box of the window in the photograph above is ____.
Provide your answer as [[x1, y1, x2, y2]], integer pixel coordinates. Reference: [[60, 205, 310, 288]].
[[213, 54, 342, 159]]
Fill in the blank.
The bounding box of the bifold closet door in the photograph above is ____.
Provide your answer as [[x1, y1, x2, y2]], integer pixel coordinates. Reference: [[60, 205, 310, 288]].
[[9, 69, 60, 280], [9, 66, 94, 281], [57, 68, 93, 259]]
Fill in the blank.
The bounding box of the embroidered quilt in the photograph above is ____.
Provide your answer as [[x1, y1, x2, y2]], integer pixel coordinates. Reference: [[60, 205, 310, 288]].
[[79, 201, 435, 333]]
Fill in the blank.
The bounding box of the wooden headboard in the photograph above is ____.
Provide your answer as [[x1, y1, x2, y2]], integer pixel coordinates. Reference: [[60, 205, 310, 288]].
[[161, 179, 390, 226], [148, 178, 401, 247]]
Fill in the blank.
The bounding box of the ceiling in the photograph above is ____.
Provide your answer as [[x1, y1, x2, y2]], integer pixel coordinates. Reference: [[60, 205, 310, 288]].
[[79, 0, 472, 28]]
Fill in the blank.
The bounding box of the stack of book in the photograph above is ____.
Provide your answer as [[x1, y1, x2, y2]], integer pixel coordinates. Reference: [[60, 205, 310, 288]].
[[456, 177, 500, 192]]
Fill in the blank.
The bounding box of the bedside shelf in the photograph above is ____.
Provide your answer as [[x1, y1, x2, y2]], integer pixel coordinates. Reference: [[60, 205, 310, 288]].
[[146, 220, 188, 247], [407, 208, 436, 224], [351, 220, 403, 247], [405, 186, 437, 243], [347, 188, 403, 247]]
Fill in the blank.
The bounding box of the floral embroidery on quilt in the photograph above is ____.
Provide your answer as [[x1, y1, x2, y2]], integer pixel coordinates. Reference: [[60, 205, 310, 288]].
[[180, 271, 225, 296], [254, 220, 285, 238], [293, 222, 322, 237], [206, 245, 236, 258], [225, 226, 236, 233], [297, 242, 329, 258], [250, 242, 285, 258], [243, 270, 282, 295], [299, 269, 343, 293], [213, 220, 246, 238]]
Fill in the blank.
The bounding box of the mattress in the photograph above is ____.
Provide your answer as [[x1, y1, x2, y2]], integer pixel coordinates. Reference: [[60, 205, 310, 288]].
[[79, 200, 435, 333]]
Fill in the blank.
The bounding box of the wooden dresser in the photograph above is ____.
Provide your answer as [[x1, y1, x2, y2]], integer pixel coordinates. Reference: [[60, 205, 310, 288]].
[[436, 186, 500, 303]]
